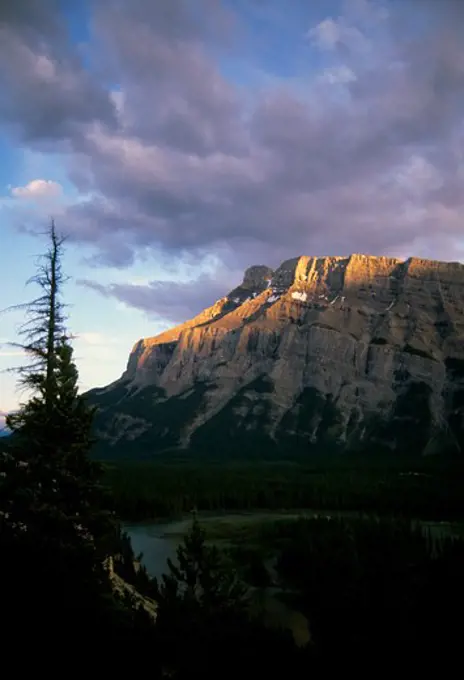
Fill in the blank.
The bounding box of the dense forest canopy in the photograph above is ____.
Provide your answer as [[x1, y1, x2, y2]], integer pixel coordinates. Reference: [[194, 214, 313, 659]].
[[104, 454, 464, 522]]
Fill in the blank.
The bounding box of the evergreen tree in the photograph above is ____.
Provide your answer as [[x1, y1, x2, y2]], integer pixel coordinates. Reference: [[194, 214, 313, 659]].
[[153, 518, 303, 678], [0, 223, 119, 640], [154, 516, 248, 619]]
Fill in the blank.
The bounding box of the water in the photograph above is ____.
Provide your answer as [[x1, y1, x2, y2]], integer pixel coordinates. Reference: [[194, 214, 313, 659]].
[[123, 520, 182, 579], [124, 512, 464, 579], [123, 513, 313, 645]]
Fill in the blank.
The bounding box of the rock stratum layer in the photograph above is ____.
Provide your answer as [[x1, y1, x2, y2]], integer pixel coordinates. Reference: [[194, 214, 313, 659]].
[[87, 254, 464, 458]]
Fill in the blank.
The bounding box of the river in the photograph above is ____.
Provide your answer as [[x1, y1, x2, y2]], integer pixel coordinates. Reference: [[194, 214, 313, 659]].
[[123, 510, 464, 648], [124, 510, 464, 579], [123, 519, 183, 579]]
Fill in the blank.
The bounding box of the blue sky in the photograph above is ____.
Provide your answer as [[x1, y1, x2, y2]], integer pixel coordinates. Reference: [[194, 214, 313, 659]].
[[1, 0, 464, 422]]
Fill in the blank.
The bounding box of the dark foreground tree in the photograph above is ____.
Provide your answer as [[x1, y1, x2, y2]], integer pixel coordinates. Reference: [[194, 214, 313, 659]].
[[153, 517, 304, 678], [155, 516, 248, 616], [0, 224, 146, 648]]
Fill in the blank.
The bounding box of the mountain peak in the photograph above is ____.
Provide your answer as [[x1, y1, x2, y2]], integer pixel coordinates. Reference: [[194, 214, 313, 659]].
[[88, 252, 464, 458], [242, 265, 274, 290]]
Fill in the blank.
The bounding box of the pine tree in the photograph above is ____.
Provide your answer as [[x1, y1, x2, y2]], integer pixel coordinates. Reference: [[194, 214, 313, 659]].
[[153, 518, 303, 679], [154, 516, 248, 623], [0, 223, 118, 639]]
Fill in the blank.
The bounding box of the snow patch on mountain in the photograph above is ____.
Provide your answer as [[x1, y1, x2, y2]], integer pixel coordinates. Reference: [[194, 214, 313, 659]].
[[291, 291, 308, 302]]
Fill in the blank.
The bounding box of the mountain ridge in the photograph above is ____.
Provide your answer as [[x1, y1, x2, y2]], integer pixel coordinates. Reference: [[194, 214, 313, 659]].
[[86, 253, 464, 459]]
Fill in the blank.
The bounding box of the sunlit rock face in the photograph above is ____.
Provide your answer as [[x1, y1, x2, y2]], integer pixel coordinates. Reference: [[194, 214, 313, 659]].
[[86, 254, 464, 458]]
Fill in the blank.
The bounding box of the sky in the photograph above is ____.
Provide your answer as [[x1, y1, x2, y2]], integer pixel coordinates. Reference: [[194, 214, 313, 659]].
[[1, 0, 464, 424]]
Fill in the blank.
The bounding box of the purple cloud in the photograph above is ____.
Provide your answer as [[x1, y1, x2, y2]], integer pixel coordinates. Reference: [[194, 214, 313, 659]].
[[0, 0, 116, 143], [2, 0, 464, 283], [77, 270, 239, 324]]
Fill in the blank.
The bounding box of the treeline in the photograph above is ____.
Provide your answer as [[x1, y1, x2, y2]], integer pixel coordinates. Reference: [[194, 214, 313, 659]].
[[103, 457, 464, 521]]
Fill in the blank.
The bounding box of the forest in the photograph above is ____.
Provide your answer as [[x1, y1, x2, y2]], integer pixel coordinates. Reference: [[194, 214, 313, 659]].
[[104, 454, 464, 521], [116, 511, 464, 668]]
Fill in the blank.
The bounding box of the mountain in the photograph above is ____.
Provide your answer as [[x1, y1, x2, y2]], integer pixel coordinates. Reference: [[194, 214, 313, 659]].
[[86, 254, 464, 459]]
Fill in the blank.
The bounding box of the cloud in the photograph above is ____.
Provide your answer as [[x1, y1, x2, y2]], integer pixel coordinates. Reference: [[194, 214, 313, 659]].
[[1, 0, 464, 275], [77, 271, 238, 325], [319, 65, 357, 84], [0, 0, 116, 143], [307, 17, 369, 52], [11, 179, 62, 200]]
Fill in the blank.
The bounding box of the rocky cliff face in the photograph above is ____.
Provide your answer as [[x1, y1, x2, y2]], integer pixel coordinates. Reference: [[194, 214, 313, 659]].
[[87, 254, 464, 458]]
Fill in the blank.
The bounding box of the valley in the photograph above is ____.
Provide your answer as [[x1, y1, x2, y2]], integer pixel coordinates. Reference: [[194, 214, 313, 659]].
[[125, 510, 464, 579], [121, 506, 464, 654], [106, 446, 464, 654]]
